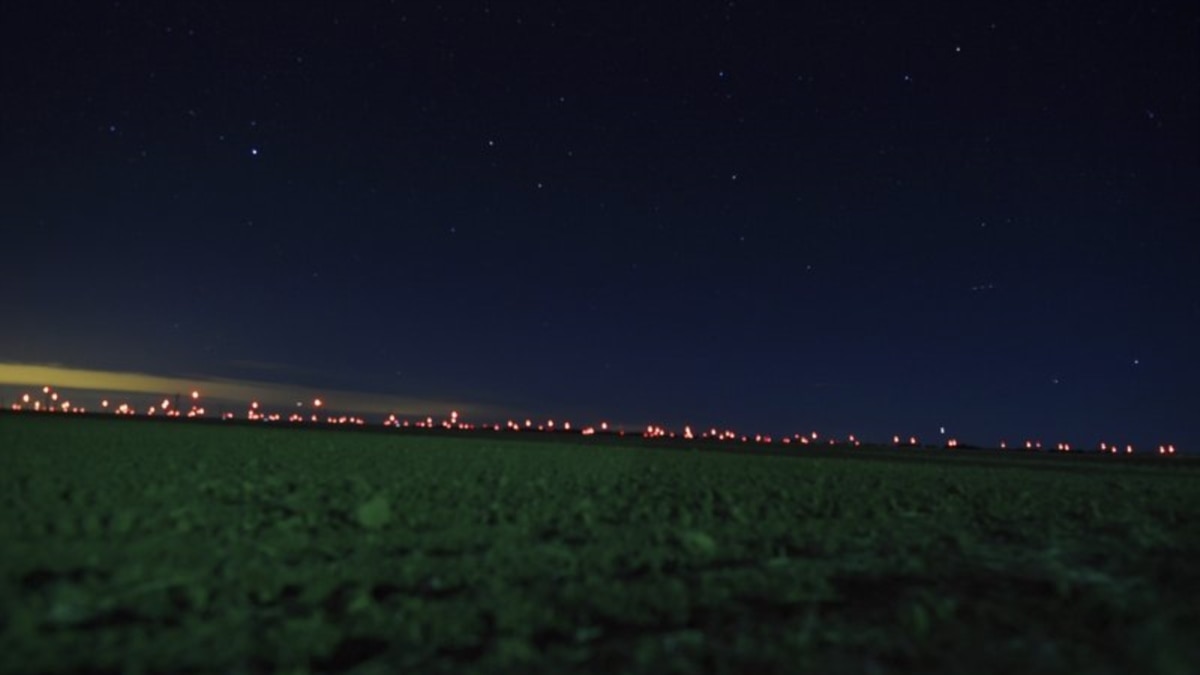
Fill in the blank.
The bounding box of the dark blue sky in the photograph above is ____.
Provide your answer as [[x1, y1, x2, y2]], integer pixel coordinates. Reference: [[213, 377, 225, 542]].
[[2, 1, 1196, 449]]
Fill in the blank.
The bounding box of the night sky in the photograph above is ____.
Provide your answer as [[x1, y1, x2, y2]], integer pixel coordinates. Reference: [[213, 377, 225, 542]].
[[2, 1, 1196, 450]]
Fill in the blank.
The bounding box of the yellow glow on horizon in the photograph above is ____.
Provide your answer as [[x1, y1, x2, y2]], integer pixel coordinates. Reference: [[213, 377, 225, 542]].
[[0, 362, 501, 417]]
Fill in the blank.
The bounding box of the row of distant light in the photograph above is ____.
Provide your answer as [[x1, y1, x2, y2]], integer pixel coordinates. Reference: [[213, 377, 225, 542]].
[[6, 386, 1180, 455], [927, 436, 1175, 455]]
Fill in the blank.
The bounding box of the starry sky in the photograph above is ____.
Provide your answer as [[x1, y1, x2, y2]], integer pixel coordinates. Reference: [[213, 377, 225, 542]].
[[2, 1, 1196, 449]]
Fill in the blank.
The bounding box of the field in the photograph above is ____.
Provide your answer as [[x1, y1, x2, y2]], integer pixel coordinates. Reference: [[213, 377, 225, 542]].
[[2, 414, 1198, 674]]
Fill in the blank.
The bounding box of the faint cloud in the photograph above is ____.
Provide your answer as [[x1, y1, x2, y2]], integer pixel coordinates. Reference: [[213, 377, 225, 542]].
[[226, 359, 327, 377]]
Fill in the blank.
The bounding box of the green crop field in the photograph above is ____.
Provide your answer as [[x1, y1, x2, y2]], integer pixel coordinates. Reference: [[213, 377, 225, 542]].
[[2, 414, 1198, 674]]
